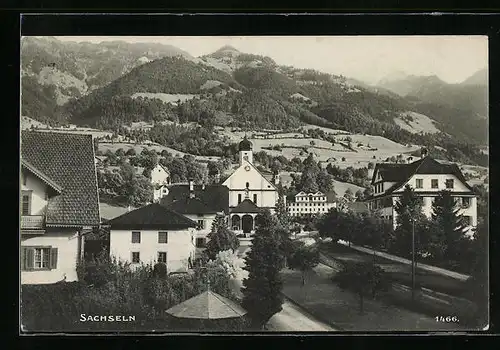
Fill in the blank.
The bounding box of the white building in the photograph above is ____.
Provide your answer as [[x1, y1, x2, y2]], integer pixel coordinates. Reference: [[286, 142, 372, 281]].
[[151, 163, 171, 202], [287, 191, 337, 217], [223, 136, 283, 235], [365, 153, 478, 235], [20, 131, 100, 284], [106, 203, 198, 273]]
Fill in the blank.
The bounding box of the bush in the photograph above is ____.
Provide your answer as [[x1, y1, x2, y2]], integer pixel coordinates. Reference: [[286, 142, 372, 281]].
[[153, 262, 168, 278], [23, 257, 241, 332]]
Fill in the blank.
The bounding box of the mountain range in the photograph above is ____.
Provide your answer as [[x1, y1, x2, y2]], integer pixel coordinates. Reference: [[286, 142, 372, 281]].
[[21, 37, 488, 157], [375, 70, 488, 117]]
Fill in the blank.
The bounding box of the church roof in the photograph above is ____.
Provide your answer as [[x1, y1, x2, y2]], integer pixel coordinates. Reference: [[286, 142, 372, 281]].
[[230, 199, 262, 213], [238, 136, 253, 151]]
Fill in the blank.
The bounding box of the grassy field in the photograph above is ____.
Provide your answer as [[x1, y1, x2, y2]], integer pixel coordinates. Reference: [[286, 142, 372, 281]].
[[394, 111, 441, 135], [98, 142, 220, 162], [219, 126, 419, 169], [281, 265, 462, 331], [319, 242, 469, 298]]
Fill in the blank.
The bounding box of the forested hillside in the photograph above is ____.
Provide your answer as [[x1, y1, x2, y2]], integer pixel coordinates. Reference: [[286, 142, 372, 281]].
[[21, 40, 488, 167]]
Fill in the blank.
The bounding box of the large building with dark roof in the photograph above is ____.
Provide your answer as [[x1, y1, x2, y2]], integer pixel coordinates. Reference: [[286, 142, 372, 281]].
[[365, 155, 477, 235], [160, 181, 223, 251], [21, 131, 100, 284], [105, 203, 198, 272]]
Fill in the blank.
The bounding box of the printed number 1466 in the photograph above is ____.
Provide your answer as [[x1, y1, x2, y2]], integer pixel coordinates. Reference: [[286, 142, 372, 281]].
[[435, 316, 459, 323]]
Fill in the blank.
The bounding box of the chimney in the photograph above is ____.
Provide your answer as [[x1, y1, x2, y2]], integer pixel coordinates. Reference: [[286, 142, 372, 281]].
[[214, 172, 221, 184], [189, 179, 195, 198]]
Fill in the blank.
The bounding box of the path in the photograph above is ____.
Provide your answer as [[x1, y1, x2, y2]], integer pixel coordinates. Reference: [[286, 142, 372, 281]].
[[232, 244, 337, 332], [337, 241, 470, 281]]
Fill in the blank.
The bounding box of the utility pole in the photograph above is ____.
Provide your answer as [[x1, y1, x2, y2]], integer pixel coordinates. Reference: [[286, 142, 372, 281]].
[[411, 217, 416, 302]]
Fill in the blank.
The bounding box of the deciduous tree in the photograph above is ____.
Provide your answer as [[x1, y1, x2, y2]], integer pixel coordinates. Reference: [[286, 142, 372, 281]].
[[332, 262, 390, 314], [205, 215, 239, 261], [288, 242, 320, 285]]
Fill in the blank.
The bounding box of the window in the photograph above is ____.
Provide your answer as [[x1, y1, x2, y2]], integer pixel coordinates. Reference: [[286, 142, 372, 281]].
[[431, 179, 438, 189], [253, 194, 257, 204], [196, 237, 206, 248], [131, 231, 141, 243], [157, 252, 167, 263], [446, 179, 454, 189], [197, 220, 205, 229], [462, 197, 471, 208], [158, 231, 168, 244], [416, 179, 423, 189], [238, 194, 242, 204], [131, 252, 140, 263], [21, 247, 57, 270], [21, 191, 31, 215]]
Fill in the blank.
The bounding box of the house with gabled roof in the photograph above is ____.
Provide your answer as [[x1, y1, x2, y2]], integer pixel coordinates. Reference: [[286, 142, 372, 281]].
[[161, 180, 223, 251], [365, 152, 478, 235], [105, 203, 198, 273], [151, 163, 171, 202], [21, 131, 100, 284]]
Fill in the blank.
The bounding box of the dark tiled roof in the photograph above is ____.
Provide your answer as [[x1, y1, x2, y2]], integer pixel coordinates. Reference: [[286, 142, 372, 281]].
[[164, 196, 219, 215], [21, 131, 100, 227], [165, 290, 247, 319], [230, 199, 262, 213], [161, 184, 229, 214], [371, 157, 474, 197], [106, 203, 197, 230]]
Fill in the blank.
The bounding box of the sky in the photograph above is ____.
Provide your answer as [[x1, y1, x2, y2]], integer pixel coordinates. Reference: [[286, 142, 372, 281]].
[[54, 36, 488, 85]]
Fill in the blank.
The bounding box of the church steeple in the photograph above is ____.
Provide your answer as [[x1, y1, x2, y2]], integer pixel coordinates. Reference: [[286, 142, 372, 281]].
[[238, 135, 253, 166]]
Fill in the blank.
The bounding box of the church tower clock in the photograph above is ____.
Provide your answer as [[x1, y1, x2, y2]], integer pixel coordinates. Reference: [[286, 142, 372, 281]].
[[238, 135, 253, 166]]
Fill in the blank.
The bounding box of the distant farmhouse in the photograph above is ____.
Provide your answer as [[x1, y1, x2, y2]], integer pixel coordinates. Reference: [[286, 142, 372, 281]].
[[21, 131, 100, 284], [365, 150, 478, 235], [151, 163, 171, 202]]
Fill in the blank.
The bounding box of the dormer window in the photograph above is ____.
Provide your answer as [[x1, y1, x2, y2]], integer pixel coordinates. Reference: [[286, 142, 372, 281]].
[[445, 179, 454, 189], [416, 179, 423, 189]]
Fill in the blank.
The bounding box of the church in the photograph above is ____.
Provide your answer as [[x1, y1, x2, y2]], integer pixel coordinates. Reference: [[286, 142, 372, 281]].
[[223, 136, 281, 236], [160, 136, 282, 237]]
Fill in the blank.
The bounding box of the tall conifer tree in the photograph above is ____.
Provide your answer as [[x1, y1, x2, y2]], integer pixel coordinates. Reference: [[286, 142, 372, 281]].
[[241, 210, 284, 329]]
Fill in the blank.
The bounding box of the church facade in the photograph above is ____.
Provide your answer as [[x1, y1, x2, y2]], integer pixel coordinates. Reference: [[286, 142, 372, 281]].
[[222, 136, 281, 236]]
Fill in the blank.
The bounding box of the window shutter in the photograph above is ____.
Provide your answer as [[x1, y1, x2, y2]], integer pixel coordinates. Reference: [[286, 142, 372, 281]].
[[50, 248, 58, 269], [25, 248, 34, 270], [21, 248, 26, 271]]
